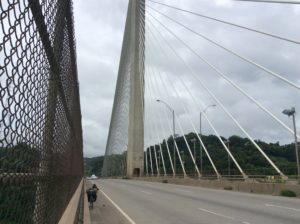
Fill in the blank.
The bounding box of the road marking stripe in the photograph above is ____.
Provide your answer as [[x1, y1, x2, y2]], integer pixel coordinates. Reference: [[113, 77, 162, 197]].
[[265, 203, 300, 212], [141, 190, 152, 195], [198, 208, 252, 224], [198, 208, 235, 220], [100, 189, 136, 224]]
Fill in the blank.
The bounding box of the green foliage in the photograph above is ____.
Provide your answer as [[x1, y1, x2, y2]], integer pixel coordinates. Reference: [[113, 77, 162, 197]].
[[84, 156, 104, 176], [85, 133, 298, 178], [280, 189, 297, 197], [146, 133, 297, 176], [0, 143, 39, 223], [0, 182, 36, 224], [224, 186, 233, 190], [0, 143, 40, 173]]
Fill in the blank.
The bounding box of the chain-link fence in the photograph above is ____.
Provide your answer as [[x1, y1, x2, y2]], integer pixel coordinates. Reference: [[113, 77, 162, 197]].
[[0, 0, 83, 223]]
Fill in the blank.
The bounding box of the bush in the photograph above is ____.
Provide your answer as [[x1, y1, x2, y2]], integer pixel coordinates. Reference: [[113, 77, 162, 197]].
[[162, 180, 168, 183], [224, 186, 233, 190], [122, 176, 130, 179], [280, 189, 296, 197]]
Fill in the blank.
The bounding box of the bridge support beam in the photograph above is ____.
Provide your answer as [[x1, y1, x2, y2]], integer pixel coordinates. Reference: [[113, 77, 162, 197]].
[[126, 0, 145, 177]]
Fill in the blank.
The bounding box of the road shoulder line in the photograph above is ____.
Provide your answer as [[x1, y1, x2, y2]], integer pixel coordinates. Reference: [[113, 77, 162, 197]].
[[100, 189, 136, 224], [265, 203, 300, 212]]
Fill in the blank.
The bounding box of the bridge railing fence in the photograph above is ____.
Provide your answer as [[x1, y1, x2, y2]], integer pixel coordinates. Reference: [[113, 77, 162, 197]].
[[0, 0, 83, 223]]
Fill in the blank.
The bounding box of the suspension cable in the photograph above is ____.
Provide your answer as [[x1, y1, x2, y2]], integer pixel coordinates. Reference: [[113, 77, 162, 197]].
[[146, 22, 246, 179], [234, 0, 300, 4], [146, 26, 221, 178], [146, 64, 187, 177], [146, 10, 300, 140], [146, 14, 285, 178], [144, 0, 300, 45], [146, 6, 300, 90]]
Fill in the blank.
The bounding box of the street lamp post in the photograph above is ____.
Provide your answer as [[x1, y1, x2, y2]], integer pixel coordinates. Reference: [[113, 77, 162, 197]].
[[282, 107, 300, 183], [157, 99, 176, 177], [191, 138, 197, 177], [200, 104, 216, 174]]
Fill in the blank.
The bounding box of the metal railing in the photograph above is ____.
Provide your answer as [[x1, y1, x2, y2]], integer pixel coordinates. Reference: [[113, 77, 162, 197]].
[[0, 0, 83, 223]]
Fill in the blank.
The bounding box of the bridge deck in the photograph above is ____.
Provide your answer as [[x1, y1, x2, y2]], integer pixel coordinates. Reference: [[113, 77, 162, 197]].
[[90, 179, 300, 224]]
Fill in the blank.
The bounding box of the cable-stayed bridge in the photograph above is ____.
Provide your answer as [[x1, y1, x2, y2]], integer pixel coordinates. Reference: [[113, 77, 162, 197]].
[[95, 1, 300, 223], [102, 0, 300, 182], [0, 0, 300, 223]]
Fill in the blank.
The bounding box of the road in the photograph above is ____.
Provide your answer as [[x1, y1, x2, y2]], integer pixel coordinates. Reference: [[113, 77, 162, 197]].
[[91, 179, 300, 224]]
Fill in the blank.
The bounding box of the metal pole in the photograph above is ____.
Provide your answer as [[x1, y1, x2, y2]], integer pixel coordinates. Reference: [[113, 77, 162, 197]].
[[173, 110, 176, 177], [292, 114, 300, 183]]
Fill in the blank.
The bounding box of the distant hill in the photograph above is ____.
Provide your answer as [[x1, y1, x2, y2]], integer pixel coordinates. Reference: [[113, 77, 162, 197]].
[[84, 156, 104, 176], [158, 133, 297, 176], [84, 134, 298, 177]]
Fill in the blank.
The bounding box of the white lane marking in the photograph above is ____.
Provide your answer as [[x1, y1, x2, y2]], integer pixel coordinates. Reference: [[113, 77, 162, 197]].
[[265, 203, 300, 212], [198, 208, 252, 224], [141, 190, 152, 195], [172, 188, 193, 193], [198, 208, 235, 220], [100, 189, 136, 224]]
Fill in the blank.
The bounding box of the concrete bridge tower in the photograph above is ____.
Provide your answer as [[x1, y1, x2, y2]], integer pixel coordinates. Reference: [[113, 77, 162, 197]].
[[125, 0, 145, 177]]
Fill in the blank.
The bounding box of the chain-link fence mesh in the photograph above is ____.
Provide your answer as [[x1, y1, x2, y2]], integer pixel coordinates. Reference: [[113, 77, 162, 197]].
[[0, 0, 83, 223]]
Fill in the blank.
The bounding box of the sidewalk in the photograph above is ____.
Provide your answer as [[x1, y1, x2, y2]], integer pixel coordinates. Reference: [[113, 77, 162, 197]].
[[86, 181, 131, 224]]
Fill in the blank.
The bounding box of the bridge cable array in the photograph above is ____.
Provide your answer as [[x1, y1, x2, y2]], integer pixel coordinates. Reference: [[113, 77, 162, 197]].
[[140, 0, 299, 178], [146, 4, 300, 90], [103, 0, 299, 179]]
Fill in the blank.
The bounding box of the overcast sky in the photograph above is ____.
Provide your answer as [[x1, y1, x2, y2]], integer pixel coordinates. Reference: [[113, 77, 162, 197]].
[[73, 0, 300, 158]]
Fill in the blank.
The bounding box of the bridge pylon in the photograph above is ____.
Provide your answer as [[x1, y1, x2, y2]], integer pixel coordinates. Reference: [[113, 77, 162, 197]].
[[102, 0, 145, 177], [126, 0, 145, 177]]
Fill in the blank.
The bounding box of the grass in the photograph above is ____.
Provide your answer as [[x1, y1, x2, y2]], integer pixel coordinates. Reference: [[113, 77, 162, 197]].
[[280, 189, 296, 197]]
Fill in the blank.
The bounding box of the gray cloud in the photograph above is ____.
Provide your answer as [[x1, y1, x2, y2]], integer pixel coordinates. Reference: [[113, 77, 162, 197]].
[[74, 0, 300, 157]]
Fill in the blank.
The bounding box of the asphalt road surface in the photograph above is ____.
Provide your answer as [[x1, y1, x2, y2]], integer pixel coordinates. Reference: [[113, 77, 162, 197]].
[[90, 179, 300, 224]]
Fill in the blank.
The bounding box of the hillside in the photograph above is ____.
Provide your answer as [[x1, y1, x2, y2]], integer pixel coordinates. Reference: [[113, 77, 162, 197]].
[[84, 134, 298, 177], [84, 156, 104, 176]]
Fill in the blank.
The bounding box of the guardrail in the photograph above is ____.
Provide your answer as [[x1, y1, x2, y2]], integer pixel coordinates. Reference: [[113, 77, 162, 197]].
[[58, 179, 90, 224], [0, 0, 83, 223]]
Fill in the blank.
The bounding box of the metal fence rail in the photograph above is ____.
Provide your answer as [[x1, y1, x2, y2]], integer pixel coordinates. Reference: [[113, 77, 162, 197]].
[[0, 0, 83, 223]]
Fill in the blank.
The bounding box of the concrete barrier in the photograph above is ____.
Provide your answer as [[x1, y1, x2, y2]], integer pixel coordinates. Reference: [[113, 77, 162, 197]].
[[133, 176, 300, 197], [58, 178, 91, 224]]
